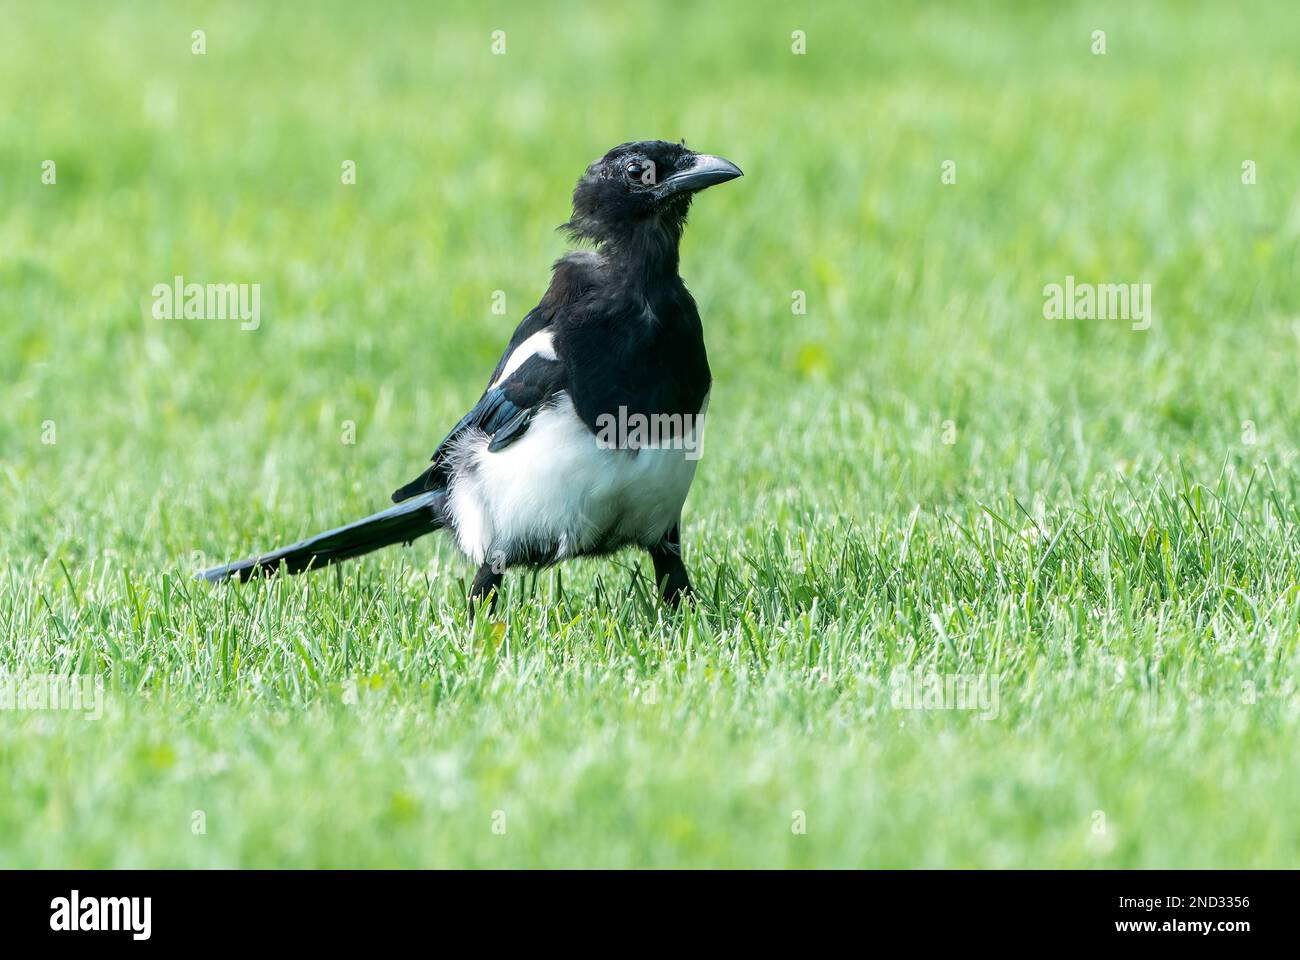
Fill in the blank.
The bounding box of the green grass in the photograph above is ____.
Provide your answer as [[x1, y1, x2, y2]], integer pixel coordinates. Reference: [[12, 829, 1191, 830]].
[[3, 0, 1300, 867]]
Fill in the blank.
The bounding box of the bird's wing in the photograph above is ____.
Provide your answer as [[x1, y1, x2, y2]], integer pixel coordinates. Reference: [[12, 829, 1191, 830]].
[[390, 330, 566, 503], [483, 305, 554, 388], [392, 255, 601, 504]]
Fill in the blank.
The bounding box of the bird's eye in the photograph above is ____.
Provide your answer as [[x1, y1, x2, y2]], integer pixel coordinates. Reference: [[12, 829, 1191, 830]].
[[624, 159, 657, 185]]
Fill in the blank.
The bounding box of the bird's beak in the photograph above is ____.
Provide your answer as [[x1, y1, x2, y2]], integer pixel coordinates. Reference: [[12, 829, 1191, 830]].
[[654, 154, 743, 199]]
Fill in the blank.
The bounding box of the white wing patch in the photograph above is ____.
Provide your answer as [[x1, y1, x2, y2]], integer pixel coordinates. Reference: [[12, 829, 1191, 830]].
[[491, 329, 556, 389]]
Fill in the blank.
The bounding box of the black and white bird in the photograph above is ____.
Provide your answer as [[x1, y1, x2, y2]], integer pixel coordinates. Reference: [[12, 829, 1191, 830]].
[[200, 140, 742, 608]]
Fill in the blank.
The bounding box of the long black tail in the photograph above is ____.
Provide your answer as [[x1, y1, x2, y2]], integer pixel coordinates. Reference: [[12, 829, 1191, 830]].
[[198, 489, 447, 584]]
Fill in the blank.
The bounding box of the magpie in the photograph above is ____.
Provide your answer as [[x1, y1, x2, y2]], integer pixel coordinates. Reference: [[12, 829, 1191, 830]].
[[199, 140, 742, 609]]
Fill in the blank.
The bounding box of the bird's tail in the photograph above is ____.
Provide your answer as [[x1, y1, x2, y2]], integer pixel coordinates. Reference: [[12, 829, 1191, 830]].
[[198, 488, 447, 584]]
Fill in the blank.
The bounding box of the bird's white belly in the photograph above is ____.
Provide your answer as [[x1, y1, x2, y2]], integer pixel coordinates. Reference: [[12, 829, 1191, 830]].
[[444, 393, 705, 566]]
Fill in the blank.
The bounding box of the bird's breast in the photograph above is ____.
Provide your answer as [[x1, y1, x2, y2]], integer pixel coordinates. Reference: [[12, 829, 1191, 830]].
[[444, 392, 708, 567]]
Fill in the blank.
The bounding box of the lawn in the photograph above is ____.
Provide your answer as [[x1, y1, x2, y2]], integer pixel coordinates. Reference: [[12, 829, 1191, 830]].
[[2, 0, 1300, 867]]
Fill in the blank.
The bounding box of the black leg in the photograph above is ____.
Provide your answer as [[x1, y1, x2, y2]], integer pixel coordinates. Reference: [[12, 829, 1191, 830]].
[[649, 524, 692, 607], [469, 562, 503, 618]]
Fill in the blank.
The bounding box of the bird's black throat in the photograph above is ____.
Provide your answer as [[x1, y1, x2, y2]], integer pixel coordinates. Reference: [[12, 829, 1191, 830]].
[[559, 204, 712, 441]]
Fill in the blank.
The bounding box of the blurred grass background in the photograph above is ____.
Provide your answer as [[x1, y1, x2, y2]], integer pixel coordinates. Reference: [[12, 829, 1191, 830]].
[[1, 0, 1299, 866]]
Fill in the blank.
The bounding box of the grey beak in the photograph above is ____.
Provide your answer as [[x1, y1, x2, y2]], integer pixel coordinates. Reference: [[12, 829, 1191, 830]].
[[654, 154, 743, 199]]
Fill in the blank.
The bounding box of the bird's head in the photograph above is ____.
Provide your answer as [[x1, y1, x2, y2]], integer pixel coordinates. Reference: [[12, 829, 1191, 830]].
[[565, 140, 742, 249]]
